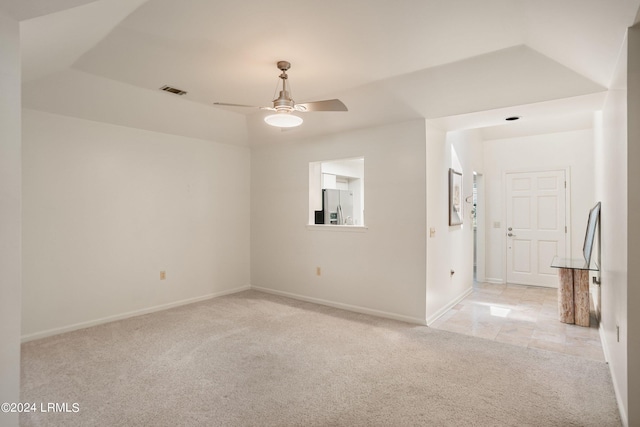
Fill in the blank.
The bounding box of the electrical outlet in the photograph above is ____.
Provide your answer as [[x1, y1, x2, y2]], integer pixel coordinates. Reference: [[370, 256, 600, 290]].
[[316, 267, 321, 276], [160, 271, 166, 280]]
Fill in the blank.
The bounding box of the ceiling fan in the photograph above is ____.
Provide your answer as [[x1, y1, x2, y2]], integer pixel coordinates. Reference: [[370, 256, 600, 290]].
[[214, 61, 348, 128]]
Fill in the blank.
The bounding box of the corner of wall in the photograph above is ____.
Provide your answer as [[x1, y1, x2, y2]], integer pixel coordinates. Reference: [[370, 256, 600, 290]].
[[626, 23, 640, 427], [0, 8, 22, 427]]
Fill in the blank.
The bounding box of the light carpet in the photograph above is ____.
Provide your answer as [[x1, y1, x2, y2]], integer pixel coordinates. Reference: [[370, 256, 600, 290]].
[[21, 290, 621, 426]]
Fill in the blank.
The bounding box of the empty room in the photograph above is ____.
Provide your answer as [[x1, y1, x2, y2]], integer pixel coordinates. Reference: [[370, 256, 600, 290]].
[[1, 1, 640, 426]]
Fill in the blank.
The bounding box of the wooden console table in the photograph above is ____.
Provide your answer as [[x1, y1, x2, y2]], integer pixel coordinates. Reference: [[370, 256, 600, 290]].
[[550, 257, 599, 327]]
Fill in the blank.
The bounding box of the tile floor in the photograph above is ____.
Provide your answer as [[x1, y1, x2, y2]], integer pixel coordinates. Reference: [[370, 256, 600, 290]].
[[430, 282, 605, 361]]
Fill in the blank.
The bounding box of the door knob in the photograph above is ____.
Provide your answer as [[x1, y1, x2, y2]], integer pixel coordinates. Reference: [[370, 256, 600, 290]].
[[508, 227, 513, 231], [507, 232, 516, 237]]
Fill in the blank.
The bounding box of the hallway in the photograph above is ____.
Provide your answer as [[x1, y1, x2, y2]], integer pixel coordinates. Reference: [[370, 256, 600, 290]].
[[430, 282, 604, 361]]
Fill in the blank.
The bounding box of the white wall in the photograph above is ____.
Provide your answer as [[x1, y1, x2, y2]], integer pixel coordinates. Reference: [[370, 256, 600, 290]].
[[594, 25, 637, 425], [251, 120, 427, 323], [483, 129, 595, 283], [22, 109, 250, 339], [0, 8, 21, 427], [626, 24, 640, 427], [425, 126, 483, 323]]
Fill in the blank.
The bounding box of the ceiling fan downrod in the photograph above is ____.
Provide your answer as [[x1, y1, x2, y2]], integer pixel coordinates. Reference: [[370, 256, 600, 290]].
[[273, 61, 295, 112]]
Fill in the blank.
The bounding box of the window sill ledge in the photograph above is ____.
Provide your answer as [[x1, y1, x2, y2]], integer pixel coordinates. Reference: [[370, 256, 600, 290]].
[[306, 224, 368, 233]]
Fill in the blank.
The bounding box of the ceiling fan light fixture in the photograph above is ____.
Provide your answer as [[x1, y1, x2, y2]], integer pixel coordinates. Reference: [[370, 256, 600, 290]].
[[264, 112, 303, 128]]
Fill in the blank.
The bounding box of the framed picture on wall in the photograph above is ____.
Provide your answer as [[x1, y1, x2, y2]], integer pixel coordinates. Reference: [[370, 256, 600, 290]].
[[449, 168, 463, 226]]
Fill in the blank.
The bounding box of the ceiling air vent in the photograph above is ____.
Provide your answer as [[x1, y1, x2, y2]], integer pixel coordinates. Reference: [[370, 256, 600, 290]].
[[160, 85, 187, 96]]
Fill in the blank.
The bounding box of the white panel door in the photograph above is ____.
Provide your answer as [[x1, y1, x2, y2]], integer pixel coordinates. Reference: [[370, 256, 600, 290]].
[[506, 170, 567, 287]]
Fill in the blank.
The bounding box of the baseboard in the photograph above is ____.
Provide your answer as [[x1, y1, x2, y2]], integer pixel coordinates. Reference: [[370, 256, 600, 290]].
[[426, 287, 473, 326], [485, 277, 504, 284], [599, 325, 628, 427], [250, 285, 427, 326], [21, 285, 251, 343]]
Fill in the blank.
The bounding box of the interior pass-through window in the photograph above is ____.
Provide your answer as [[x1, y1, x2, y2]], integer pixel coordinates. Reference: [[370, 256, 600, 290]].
[[308, 157, 364, 226]]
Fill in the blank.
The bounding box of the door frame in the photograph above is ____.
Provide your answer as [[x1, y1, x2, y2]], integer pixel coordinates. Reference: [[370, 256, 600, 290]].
[[474, 172, 486, 283], [501, 166, 572, 286]]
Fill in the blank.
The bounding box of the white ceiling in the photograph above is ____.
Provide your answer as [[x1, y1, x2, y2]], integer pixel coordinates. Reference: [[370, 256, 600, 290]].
[[11, 0, 640, 145]]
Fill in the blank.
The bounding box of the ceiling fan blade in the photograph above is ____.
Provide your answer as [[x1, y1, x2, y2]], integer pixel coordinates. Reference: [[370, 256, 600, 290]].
[[294, 99, 348, 112], [214, 102, 276, 112], [214, 102, 262, 108]]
